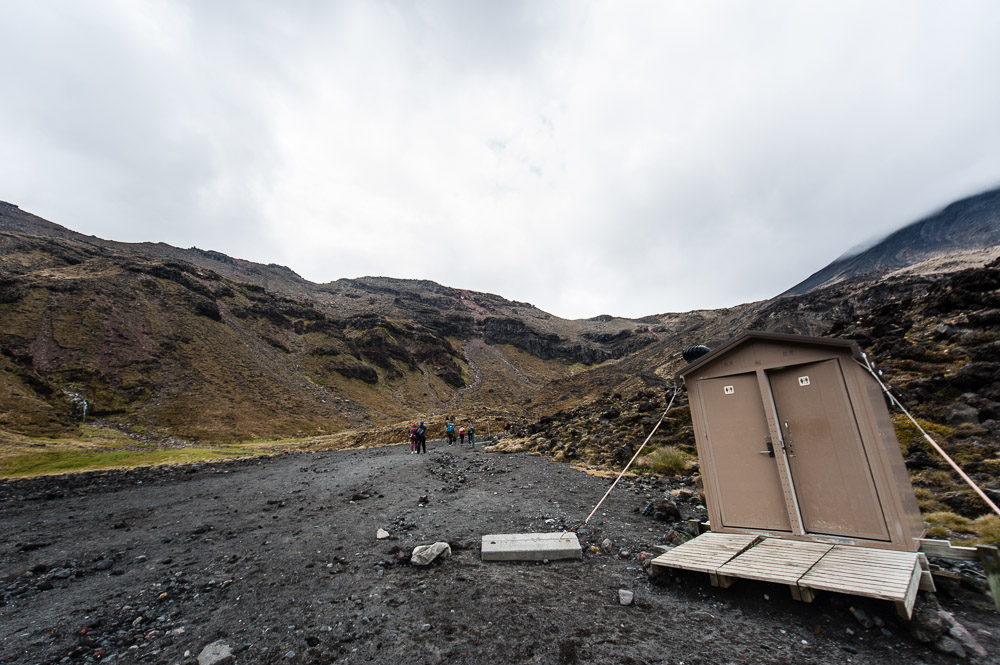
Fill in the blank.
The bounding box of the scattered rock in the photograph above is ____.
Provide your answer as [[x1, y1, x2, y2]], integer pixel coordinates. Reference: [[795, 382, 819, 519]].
[[942, 610, 988, 659], [932, 634, 966, 658], [907, 597, 948, 643], [376, 528, 390, 539], [849, 607, 874, 630], [946, 402, 980, 425], [411, 542, 452, 566], [197, 640, 234, 665], [618, 589, 634, 606], [690, 611, 718, 623], [601, 538, 613, 554], [653, 500, 681, 522], [665, 530, 686, 546], [636, 551, 655, 568]]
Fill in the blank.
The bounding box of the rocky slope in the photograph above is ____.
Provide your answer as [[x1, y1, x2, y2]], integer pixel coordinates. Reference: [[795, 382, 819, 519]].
[[0, 202, 711, 442]]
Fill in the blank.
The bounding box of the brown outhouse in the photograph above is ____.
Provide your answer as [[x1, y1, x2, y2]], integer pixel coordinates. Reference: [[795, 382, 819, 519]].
[[678, 332, 924, 552]]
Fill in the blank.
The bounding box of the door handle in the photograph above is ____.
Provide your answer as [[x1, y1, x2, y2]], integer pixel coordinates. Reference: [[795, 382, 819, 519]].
[[759, 439, 775, 457]]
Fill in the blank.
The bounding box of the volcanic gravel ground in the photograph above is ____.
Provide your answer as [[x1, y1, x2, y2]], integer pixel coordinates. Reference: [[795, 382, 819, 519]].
[[1, 440, 998, 664]]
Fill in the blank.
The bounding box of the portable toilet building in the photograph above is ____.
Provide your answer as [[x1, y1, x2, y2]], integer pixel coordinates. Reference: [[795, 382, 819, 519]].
[[678, 332, 924, 552]]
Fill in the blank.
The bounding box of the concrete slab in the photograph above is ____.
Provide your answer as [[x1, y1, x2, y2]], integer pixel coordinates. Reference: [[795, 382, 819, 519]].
[[481, 532, 582, 562]]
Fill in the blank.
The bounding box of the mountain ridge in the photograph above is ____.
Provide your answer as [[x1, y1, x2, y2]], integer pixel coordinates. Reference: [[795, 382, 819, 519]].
[[1, 201, 704, 440], [783, 186, 1000, 295], [2, 190, 998, 453]]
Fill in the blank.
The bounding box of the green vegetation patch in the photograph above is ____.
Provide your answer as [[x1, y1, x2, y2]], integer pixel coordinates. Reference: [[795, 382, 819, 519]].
[[636, 445, 695, 476], [0, 443, 260, 478], [892, 413, 956, 452], [923, 511, 1000, 546], [956, 515, 1000, 546]]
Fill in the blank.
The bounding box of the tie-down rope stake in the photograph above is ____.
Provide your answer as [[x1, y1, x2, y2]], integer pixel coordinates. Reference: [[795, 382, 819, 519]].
[[568, 384, 680, 533]]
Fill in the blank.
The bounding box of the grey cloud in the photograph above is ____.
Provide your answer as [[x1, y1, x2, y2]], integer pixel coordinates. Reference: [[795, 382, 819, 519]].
[[3, 2, 1000, 319]]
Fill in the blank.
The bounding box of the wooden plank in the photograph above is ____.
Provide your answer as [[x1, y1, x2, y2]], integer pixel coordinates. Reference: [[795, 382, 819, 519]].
[[978, 545, 1000, 613], [902, 560, 923, 618], [799, 545, 920, 608], [918, 570, 935, 592], [801, 570, 917, 590], [919, 538, 979, 561], [686, 519, 711, 535], [718, 539, 832, 585], [709, 572, 736, 588], [802, 566, 918, 583], [650, 533, 760, 574]]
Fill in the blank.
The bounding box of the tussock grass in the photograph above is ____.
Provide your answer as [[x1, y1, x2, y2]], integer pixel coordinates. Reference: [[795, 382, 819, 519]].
[[924, 511, 975, 533], [962, 515, 1000, 545], [484, 438, 529, 454], [922, 511, 1000, 545], [979, 458, 1000, 474], [913, 487, 948, 513], [911, 468, 955, 488], [636, 446, 694, 477]]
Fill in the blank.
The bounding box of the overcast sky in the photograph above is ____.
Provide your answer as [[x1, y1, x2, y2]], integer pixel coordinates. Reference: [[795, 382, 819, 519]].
[[2, 2, 999, 319]]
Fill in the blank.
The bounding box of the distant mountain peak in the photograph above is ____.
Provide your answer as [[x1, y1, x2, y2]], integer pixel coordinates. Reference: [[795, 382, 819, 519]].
[[783, 186, 1000, 295]]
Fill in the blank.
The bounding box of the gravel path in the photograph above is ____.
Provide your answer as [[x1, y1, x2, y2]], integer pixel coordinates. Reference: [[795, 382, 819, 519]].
[[2, 442, 997, 664]]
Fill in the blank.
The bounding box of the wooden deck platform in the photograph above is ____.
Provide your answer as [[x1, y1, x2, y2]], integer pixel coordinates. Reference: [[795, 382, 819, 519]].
[[651, 534, 933, 617]]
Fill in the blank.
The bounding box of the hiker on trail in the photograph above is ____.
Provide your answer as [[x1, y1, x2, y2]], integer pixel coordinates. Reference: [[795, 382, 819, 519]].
[[467, 423, 475, 447], [446, 421, 456, 445], [459, 425, 466, 444], [415, 421, 427, 454], [409, 423, 418, 454], [504, 421, 510, 435]]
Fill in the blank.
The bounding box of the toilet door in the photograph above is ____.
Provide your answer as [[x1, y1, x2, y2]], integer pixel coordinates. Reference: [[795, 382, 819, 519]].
[[767, 360, 890, 540], [700, 373, 792, 532]]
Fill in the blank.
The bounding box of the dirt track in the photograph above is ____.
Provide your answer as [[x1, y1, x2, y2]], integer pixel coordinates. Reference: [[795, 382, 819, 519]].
[[2, 441, 998, 664]]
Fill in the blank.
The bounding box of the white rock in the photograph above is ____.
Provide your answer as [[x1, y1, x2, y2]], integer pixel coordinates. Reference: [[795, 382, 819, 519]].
[[198, 640, 234, 665], [618, 589, 634, 606], [411, 542, 452, 566], [376, 528, 390, 540]]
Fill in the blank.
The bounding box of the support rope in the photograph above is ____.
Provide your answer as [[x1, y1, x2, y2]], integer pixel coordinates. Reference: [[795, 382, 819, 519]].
[[859, 352, 1000, 518], [568, 384, 680, 533]]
